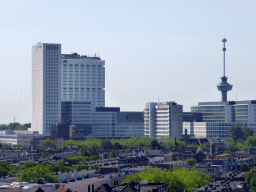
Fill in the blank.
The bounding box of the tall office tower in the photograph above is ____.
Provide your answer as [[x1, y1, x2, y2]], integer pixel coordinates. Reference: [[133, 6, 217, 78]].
[[144, 101, 183, 139], [32, 43, 61, 135], [61, 53, 105, 108]]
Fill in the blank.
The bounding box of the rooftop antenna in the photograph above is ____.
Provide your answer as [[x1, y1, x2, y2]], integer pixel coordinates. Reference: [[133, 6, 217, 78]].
[[158, 97, 159, 102]]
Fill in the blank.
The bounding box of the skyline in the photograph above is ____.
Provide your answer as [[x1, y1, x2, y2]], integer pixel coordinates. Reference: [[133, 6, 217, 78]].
[[0, 0, 256, 124]]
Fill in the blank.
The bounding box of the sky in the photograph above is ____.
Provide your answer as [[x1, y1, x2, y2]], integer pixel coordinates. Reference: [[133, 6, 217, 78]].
[[0, 0, 255, 124]]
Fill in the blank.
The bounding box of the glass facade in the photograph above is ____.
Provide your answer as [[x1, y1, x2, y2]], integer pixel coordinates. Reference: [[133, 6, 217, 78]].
[[191, 106, 225, 122]]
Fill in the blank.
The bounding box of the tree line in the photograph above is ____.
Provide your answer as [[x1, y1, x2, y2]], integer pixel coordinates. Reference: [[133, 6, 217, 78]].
[[225, 125, 256, 153], [0, 123, 31, 131]]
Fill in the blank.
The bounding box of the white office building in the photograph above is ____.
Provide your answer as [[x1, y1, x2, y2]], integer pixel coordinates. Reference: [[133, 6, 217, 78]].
[[32, 43, 61, 135], [144, 101, 183, 139], [61, 53, 105, 108], [185, 100, 256, 139]]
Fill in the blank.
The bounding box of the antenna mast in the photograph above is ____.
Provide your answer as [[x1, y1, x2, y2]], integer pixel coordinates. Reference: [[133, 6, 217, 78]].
[[222, 38, 227, 76]]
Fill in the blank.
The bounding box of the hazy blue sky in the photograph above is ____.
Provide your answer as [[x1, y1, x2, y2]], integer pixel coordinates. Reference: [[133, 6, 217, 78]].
[[0, 0, 255, 124]]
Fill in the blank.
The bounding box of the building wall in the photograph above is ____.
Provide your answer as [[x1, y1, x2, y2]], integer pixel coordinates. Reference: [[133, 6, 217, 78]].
[[91, 111, 116, 137], [144, 102, 183, 139], [61, 54, 105, 108], [0, 135, 18, 145], [32, 43, 61, 135], [115, 123, 144, 137], [61, 101, 92, 136]]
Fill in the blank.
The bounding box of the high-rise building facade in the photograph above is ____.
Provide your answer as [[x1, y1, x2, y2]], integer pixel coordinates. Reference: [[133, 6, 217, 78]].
[[61, 53, 105, 108], [144, 101, 183, 139], [32, 43, 61, 134], [61, 101, 92, 136]]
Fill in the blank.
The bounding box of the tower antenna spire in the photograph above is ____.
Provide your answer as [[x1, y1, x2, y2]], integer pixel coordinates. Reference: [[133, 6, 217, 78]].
[[222, 38, 227, 77]]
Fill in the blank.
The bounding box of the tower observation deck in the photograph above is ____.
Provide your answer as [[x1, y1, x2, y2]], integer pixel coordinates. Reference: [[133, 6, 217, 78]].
[[217, 38, 233, 101]]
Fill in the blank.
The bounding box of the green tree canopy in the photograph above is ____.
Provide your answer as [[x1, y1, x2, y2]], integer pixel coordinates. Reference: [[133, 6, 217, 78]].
[[113, 142, 123, 150], [108, 150, 117, 159], [122, 168, 210, 192], [100, 140, 114, 150], [2, 144, 12, 150], [245, 168, 256, 192], [150, 139, 161, 149], [24, 123, 31, 128], [172, 152, 178, 161], [17, 163, 59, 183], [240, 162, 250, 172], [186, 158, 196, 166], [229, 125, 243, 142], [125, 148, 132, 154], [15, 125, 28, 130], [229, 125, 254, 143], [8, 122, 20, 130], [40, 139, 56, 148], [0, 125, 8, 130], [242, 126, 255, 141]]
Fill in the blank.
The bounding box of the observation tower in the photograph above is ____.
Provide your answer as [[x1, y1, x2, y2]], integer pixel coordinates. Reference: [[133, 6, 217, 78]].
[[217, 38, 233, 101]]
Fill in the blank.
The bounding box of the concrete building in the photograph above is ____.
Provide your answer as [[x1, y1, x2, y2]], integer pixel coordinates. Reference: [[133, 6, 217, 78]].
[[91, 107, 119, 137], [188, 100, 256, 139], [115, 112, 144, 137], [61, 101, 92, 136], [61, 53, 105, 108], [144, 101, 183, 139], [91, 107, 144, 138], [183, 122, 244, 140], [32, 43, 61, 135]]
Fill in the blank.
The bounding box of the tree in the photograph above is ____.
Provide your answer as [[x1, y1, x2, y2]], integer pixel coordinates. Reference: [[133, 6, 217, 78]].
[[24, 123, 31, 128], [125, 148, 132, 154], [186, 158, 196, 166], [224, 150, 231, 154], [40, 152, 53, 159], [87, 145, 99, 157], [198, 144, 207, 150], [81, 146, 89, 156], [81, 145, 99, 157], [100, 140, 114, 150], [0, 125, 8, 130], [8, 122, 20, 130], [15, 125, 28, 130], [245, 168, 256, 192], [172, 152, 178, 161], [108, 150, 117, 159], [2, 144, 12, 150], [242, 126, 254, 141], [150, 139, 161, 149], [229, 125, 243, 142], [122, 167, 210, 192], [240, 162, 250, 172], [17, 164, 59, 183], [113, 142, 123, 150], [40, 139, 56, 148], [228, 142, 239, 152], [0, 167, 8, 177]]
